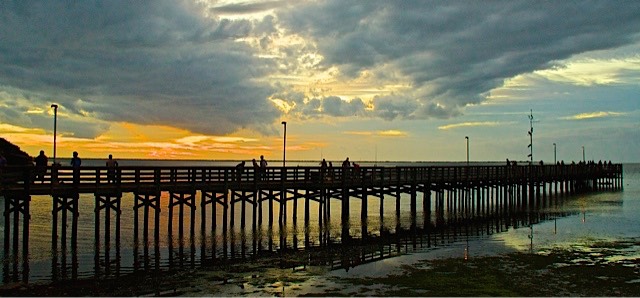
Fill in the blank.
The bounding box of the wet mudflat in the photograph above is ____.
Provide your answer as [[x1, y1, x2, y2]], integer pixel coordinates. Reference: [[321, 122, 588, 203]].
[[312, 240, 640, 297], [2, 238, 638, 297]]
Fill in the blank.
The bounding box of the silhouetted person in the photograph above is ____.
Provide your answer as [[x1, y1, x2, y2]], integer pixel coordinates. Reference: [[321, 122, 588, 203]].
[[106, 154, 119, 183], [70, 151, 81, 168], [342, 157, 350, 168], [70, 151, 81, 184], [320, 158, 327, 180], [235, 161, 245, 181], [260, 155, 268, 180], [352, 161, 360, 176], [34, 150, 48, 183], [320, 158, 327, 168], [342, 157, 350, 180], [252, 158, 260, 180]]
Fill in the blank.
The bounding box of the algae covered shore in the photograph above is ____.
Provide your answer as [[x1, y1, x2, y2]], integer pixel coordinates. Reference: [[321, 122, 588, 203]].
[[2, 238, 639, 297]]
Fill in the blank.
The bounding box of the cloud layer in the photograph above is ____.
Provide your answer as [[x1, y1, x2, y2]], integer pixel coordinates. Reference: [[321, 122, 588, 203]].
[[1, 0, 639, 140], [278, 0, 640, 118], [0, 0, 280, 137]]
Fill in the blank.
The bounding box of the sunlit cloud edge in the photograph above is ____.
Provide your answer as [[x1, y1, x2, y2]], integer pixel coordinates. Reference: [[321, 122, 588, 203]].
[[438, 121, 512, 130], [560, 111, 627, 120], [344, 130, 408, 137]]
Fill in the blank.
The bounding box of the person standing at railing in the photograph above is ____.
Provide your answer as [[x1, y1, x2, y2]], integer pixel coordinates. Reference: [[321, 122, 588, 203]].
[[70, 151, 81, 184], [342, 157, 350, 181], [352, 161, 360, 180], [70, 151, 81, 168], [260, 155, 268, 180], [235, 161, 245, 182], [252, 158, 260, 180], [320, 158, 328, 181], [106, 154, 119, 183], [34, 150, 48, 183]]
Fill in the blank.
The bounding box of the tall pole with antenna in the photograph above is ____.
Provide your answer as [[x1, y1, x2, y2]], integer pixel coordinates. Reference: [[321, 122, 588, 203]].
[[528, 109, 534, 164], [374, 145, 377, 167]]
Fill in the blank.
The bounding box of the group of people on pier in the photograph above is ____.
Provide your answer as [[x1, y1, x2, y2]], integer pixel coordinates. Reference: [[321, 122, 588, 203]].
[[319, 157, 361, 182], [232, 156, 363, 182], [0, 146, 620, 186], [19, 150, 120, 184], [235, 155, 268, 181]]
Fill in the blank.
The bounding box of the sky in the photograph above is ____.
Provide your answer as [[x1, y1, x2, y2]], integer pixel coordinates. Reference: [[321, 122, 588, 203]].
[[0, 0, 639, 163]]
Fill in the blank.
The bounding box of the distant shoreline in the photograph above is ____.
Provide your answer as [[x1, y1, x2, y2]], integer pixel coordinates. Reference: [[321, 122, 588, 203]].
[[52, 158, 582, 163]]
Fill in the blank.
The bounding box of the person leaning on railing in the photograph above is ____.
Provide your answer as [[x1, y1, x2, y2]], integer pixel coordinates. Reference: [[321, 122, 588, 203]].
[[106, 154, 119, 183], [34, 150, 48, 183]]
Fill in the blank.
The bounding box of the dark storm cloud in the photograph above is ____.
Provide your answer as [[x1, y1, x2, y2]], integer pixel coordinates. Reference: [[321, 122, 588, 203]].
[[290, 96, 367, 119], [211, 0, 289, 15], [321, 96, 366, 117], [278, 0, 640, 119], [0, 0, 280, 137]]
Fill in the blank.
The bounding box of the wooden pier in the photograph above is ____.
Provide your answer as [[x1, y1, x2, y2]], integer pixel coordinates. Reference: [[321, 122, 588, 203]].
[[0, 162, 623, 282]]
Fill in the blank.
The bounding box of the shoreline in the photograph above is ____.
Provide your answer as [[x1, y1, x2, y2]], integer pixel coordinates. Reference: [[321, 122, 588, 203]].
[[2, 237, 639, 296]]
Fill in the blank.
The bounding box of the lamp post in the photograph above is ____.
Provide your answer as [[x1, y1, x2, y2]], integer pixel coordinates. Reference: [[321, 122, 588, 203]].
[[528, 110, 534, 164], [582, 146, 585, 163], [465, 136, 469, 166], [281, 121, 287, 167], [51, 104, 58, 165], [553, 143, 556, 164]]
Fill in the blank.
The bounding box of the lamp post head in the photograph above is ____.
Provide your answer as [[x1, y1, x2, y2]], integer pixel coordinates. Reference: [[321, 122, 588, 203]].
[[281, 121, 286, 125], [465, 136, 468, 140], [51, 104, 58, 109]]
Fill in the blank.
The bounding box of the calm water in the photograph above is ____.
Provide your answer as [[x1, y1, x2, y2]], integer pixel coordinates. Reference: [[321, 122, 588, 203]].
[[331, 163, 640, 281], [1, 160, 636, 285]]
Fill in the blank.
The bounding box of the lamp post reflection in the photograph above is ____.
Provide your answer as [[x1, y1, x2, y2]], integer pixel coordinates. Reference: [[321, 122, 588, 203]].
[[464, 238, 469, 261], [528, 225, 534, 253]]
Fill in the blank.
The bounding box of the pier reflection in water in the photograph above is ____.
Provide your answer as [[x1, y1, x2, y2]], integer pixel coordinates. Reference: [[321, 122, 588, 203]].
[[1, 184, 601, 284]]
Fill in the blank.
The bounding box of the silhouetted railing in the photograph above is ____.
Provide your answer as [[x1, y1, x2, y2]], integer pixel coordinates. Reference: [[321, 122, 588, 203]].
[[0, 163, 623, 194]]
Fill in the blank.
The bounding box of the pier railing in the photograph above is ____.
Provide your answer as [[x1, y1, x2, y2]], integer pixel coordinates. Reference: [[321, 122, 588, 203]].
[[1, 163, 623, 195]]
